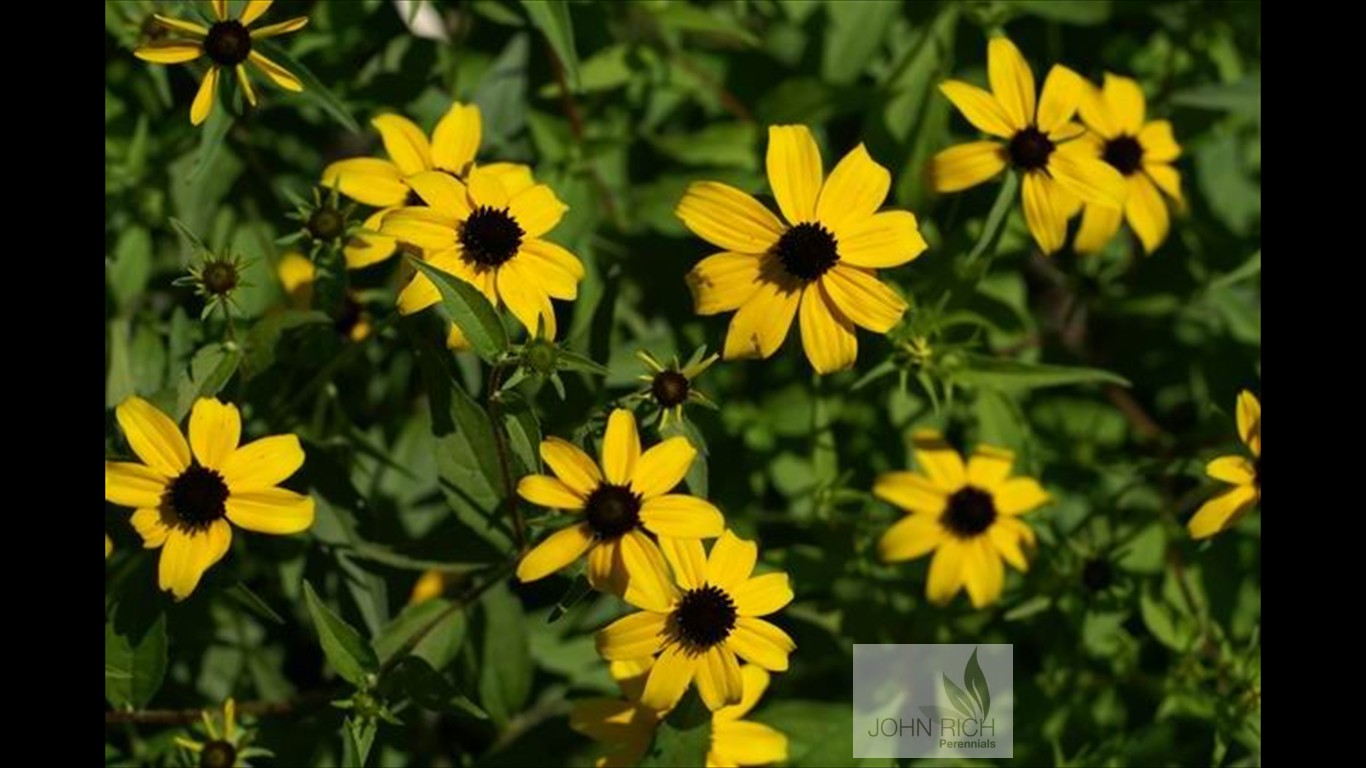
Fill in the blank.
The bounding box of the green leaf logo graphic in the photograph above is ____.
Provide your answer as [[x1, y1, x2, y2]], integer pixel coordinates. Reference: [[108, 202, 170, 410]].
[[942, 673, 977, 719], [964, 647, 990, 720]]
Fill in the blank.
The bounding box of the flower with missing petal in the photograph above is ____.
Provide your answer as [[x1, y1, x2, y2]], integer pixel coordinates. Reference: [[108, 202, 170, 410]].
[[133, 0, 307, 126], [104, 397, 314, 600], [927, 36, 1126, 254], [873, 431, 1049, 608], [380, 164, 584, 344], [1188, 391, 1261, 539], [570, 658, 788, 767], [677, 125, 927, 374], [595, 531, 796, 712], [516, 409, 724, 592], [1073, 74, 1184, 254]]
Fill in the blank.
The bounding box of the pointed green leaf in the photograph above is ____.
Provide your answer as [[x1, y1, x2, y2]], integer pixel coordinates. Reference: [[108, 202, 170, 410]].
[[409, 256, 508, 363], [303, 580, 379, 687], [941, 673, 976, 720], [963, 648, 990, 720], [520, 0, 579, 90]]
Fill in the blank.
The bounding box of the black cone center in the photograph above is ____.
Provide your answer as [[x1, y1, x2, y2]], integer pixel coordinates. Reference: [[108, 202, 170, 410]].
[[1102, 135, 1143, 176], [205, 21, 252, 66], [942, 486, 997, 537], [775, 222, 839, 281], [672, 585, 737, 649], [460, 206, 524, 267], [652, 371, 691, 408], [200, 740, 237, 768], [584, 484, 641, 539], [308, 207, 345, 242], [170, 465, 229, 529], [1008, 126, 1054, 171]]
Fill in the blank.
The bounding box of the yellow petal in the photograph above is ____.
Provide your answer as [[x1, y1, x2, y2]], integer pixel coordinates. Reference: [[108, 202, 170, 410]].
[[220, 434, 305, 491], [707, 530, 757, 592], [873, 472, 947, 516], [158, 529, 216, 600], [250, 16, 309, 39], [1073, 202, 1123, 255], [224, 488, 314, 534], [766, 125, 824, 224], [372, 114, 433, 176], [639, 496, 725, 539], [1021, 171, 1068, 255], [925, 538, 966, 605], [131, 507, 172, 548], [711, 721, 789, 766], [541, 437, 603, 496], [240, 0, 274, 26], [815, 143, 890, 231], [151, 14, 208, 37], [961, 538, 1005, 608], [518, 239, 583, 300], [1144, 163, 1183, 204], [878, 514, 944, 562], [322, 158, 409, 208], [987, 37, 1035, 130], [134, 41, 204, 63], [993, 477, 1049, 515], [640, 644, 699, 711], [211, 0, 227, 20], [235, 64, 258, 107], [1123, 173, 1169, 253], [988, 521, 1029, 571], [508, 184, 568, 239], [116, 397, 190, 476], [1101, 73, 1145, 135], [381, 207, 459, 250], [833, 210, 927, 269], [396, 273, 439, 316], [630, 437, 696, 500], [466, 165, 511, 208], [517, 475, 585, 509], [106, 462, 169, 509], [820, 265, 906, 333], [686, 252, 765, 315], [601, 409, 641, 486], [727, 617, 794, 671], [928, 141, 1009, 194], [1187, 484, 1258, 540], [190, 66, 219, 126], [940, 79, 1018, 138], [596, 611, 668, 661], [433, 103, 483, 174], [409, 570, 447, 605], [1048, 150, 1126, 210], [343, 208, 399, 270], [676, 182, 784, 253], [911, 430, 966, 490], [695, 646, 743, 711], [965, 444, 1014, 489], [1207, 456, 1255, 486], [568, 697, 658, 744], [1035, 65, 1084, 135], [660, 536, 709, 590], [732, 573, 793, 616], [515, 523, 595, 582], [798, 283, 857, 374], [188, 398, 241, 470], [248, 51, 303, 92], [1138, 120, 1181, 163], [1077, 82, 1118, 139], [587, 537, 624, 595], [1237, 390, 1261, 456], [714, 664, 770, 722], [496, 258, 557, 339], [722, 278, 801, 360]]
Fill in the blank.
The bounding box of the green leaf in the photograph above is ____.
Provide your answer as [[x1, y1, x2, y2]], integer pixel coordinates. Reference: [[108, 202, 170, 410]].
[[821, 0, 900, 85], [638, 689, 710, 767], [173, 343, 242, 421], [108, 226, 152, 311], [342, 716, 377, 767], [1017, 0, 1113, 25], [302, 580, 379, 688], [1171, 77, 1261, 119], [963, 171, 1020, 269], [104, 606, 167, 709], [547, 574, 593, 623], [224, 583, 285, 625], [409, 256, 508, 363], [941, 673, 977, 719], [186, 102, 234, 183], [244, 310, 331, 377], [1140, 587, 1188, 651], [1209, 250, 1262, 290], [391, 656, 488, 720], [754, 701, 892, 767], [253, 39, 360, 132], [475, 582, 532, 726], [653, 3, 758, 46], [649, 122, 759, 170], [520, 0, 580, 90], [374, 599, 468, 670], [950, 355, 1129, 391], [963, 648, 990, 720], [1003, 595, 1053, 621]]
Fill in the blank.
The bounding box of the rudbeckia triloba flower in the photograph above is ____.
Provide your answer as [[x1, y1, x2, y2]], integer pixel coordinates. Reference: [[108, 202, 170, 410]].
[[873, 431, 1049, 608], [380, 164, 584, 344], [175, 698, 266, 767], [104, 397, 315, 600], [1188, 391, 1261, 539], [633, 349, 719, 429], [676, 125, 927, 374], [570, 658, 788, 767], [927, 37, 1126, 254], [133, 0, 307, 126], [516, 409, 723, 592], [595, 531, 795, 712], [276, 252, 372, 342], [1073, 74, 1184, 254]]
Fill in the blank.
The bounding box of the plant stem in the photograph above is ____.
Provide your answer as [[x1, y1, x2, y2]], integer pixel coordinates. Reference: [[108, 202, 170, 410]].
[[486, 363, 526, 551]]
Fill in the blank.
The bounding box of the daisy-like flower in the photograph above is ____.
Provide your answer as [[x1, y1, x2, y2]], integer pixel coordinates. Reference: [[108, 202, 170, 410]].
[[676, 125, 926, 374], [104, 397, 315, 600], [1072, 74, 1184, 255], [276, 252, 372, 342], [632, 349, 719, 429], [175, 698, 267, 767], [927, 37, 1126, 254], [133, 0, 307, 126], [1188, 391, 1261, 539], [873, 431, 1049, 608], [380, 164, 584, 344], [595, 531, 796, 712], [570, 658, 788, 768], [516, 409, 723, 592]]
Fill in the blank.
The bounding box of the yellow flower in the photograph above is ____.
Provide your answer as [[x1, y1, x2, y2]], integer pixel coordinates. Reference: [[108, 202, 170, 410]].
[[516, 409, 724, 592], [1073, 74, 1184, 254], [677, 125, 926, 374], [1188, 391, 1261, 539], [927, 36, 1127, 254], [380, 164, 584, 344], [104, 397, 315, 600], [634, 350, 719, 429], [570, 659, 788, 768], [176, 698, 257, 767], [133, 0, 307, 126], [106, 534, 113, 560], [873, 431, 1049, 608], [409, 569, 448, 605], [275, 252, 372, 342], [595, 530, 796, 712]]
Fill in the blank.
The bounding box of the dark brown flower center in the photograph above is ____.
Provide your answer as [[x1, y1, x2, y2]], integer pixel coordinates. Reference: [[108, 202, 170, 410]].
[[583, 484, 641, 539], [307, 207, 345, 242], [1008, 126, 1054, 171], [202, 260, 239, 296], [651, 371, 691, 408], [200, 740, 237, 768], [942, 486, 997, 537], [460, 206, 523, 267], [1102, 135, 1144, 176], [1081, 558, 1113, 593], [170, 465, 229, 529], [671, 584, 737, 649], [204, 21, 252, 67], [775, 222, 839, 281]]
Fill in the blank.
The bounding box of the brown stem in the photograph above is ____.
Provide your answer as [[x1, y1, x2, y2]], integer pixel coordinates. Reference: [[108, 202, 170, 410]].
[[544, 41, 584, 142], [105, 690, 334, 727], [667, 51, 752, 123]]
